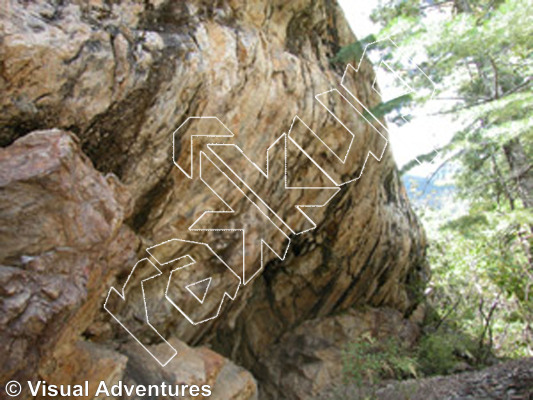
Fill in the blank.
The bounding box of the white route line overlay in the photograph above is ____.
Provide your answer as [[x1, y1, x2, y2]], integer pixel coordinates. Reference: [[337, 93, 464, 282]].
[[361, 37, 440, 165], [150, 239, 242, 326], [189, 151, 292, 285], [104, 258, 178, 367], [105, 39, 440, 363]]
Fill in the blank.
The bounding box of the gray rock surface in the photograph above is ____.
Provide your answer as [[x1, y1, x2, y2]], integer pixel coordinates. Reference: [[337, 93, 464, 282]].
[[315, 357, 533, 400]]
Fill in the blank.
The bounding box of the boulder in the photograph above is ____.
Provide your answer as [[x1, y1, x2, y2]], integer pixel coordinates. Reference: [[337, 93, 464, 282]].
[[0, 1, 428, 398], [256, 307, 421, 399], [121, 337, 258, 400], [0, 130, 138, 395]]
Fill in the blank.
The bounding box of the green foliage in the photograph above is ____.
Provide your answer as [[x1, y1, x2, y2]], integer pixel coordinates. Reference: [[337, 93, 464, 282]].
[[423, 204, 533, 359], [350, 0, 533, 363], [332, 0, 533, 371], [342, 336, 418, 386], [417, 330, 477, 375], [330, 34, 377, 65], [342, 329, 482, 387], [366, 93, 413, 119]]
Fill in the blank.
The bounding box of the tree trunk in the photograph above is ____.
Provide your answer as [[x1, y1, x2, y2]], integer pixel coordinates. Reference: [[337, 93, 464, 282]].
[[503, 138, 533, 209]]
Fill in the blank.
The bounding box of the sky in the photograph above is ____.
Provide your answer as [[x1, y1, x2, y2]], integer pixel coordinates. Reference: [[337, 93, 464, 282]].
[[337, 0, 457, 177]]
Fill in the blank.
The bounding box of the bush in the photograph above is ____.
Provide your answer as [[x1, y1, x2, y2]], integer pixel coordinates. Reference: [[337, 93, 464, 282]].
[[417, 330, 478, 375], [342, 335, 418, 387]]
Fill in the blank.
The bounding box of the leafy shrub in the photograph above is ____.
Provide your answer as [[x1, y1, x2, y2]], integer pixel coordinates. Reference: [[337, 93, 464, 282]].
[[342, 335, 418, 387], [416, 331, 476, 375]]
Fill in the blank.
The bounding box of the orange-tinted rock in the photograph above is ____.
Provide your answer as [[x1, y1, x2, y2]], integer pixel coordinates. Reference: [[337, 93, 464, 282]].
[[121, 337, 257, 400], [0, 1, 428, 399], [0, 130, 138, 394]]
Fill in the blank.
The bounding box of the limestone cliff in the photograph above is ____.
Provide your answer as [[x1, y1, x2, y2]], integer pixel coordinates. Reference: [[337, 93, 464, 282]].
[[0, 0, 428, 398]]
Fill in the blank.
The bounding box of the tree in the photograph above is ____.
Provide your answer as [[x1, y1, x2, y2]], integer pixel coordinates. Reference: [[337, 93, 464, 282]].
[[337, 0, 532, 358]]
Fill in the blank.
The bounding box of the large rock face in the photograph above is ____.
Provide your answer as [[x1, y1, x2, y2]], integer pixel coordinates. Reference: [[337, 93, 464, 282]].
[[0, 0, 428, 398]]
